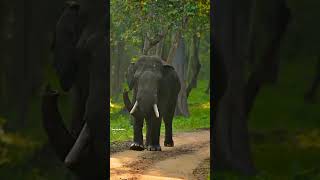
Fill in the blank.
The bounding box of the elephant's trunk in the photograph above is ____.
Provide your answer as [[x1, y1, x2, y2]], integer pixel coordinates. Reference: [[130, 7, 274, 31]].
[[123, 90, 133, 112], [64, 123, 90, 167], [41, 85, 92, 175], [41, 86, 75, 161], [123, 90, 159, 117]]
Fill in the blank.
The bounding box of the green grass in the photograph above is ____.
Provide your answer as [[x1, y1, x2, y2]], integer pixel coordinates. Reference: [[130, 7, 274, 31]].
[[215, 59, 320, 179], [110, 79, 210, 142]]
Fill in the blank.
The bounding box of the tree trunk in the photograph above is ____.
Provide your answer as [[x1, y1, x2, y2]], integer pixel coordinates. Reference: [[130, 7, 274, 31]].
[[245, 0, 291, 116], [172, 36, 189, 117], [205, 80, 210, 94], [213, 0, 290, 175], [166, 31, 181, 63], [186, 33, 201, 97], [4, 0, 56, 131], [4, 0, 27, 130], [0, 0, 9, 110], [156, 33, 164, 57], [112, 41, 125, 99], [212, 0, 256, 175], [142, 33, 150, 55], [143, 31, 166, 56]]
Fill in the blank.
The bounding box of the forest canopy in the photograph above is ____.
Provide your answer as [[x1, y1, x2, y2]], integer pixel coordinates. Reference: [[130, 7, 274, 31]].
[[110, 0, 210, 109], [111, 0, 209, 49]]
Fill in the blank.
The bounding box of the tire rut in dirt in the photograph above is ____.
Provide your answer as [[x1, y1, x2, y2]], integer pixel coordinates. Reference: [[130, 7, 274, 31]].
[[192, 158, 210, 180], [110, 141, 132, 154]]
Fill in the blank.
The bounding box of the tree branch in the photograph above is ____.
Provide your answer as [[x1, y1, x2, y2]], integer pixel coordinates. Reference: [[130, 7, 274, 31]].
[[143, 30, 167, 55]]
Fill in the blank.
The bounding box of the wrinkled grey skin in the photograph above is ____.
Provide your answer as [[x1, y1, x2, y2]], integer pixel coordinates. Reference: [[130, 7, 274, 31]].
[[123, 56, 180, 151], [41, 1, 107, 179]]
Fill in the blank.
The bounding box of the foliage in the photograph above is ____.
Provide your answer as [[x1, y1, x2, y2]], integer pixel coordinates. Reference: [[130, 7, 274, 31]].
[[110, 0, 210, 47], [110, 0, 210, 100]]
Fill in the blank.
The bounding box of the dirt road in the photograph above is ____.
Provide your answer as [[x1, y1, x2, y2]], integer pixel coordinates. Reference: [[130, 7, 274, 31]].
[[110, 130, 210, 180]]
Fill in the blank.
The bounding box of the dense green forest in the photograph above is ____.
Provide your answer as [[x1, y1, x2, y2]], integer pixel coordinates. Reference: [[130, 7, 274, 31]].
[[109, 0, 210, 138]]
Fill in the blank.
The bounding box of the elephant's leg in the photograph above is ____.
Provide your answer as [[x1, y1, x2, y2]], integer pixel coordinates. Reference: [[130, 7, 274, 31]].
[[146, 116, 161, 151], [123, 87, 144, 150], [145, 118, 151, 146], [146, 115, 163, 146], [164, 107, 175, 147], [130, 115, 145, 151]]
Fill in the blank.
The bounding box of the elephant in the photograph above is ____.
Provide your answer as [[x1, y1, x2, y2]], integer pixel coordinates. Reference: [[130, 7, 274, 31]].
[[123, 56, 181, 151], [212, 0, 291, 175], [41, 1, 108, 179]]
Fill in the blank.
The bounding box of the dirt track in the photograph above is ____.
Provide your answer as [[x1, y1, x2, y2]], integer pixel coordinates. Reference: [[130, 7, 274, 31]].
[[110, 130, 210, 180]]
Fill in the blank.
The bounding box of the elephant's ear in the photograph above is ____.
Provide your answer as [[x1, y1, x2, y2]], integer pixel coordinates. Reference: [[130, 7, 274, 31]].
[[161, 64, 181, 93], [126, 62, 136, 90]]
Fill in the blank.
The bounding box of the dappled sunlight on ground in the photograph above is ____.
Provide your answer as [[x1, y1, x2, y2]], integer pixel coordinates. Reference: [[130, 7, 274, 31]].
[[0, 132, 37, 147], [296, 129, 320, 149], [246, 129, 320, 179], [110, 100, 123, 113], [0, 131, 39, 166], [196, 102, 210, 110]]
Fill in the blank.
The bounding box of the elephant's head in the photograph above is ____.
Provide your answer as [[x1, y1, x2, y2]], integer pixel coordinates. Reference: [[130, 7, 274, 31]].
[[125, 56, 175, 117], [52, 1, 81, 91]]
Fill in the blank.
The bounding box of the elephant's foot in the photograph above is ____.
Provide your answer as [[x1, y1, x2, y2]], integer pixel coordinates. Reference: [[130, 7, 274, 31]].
[[147, 144, 161, 151], [164, 140, 174, 147], [129, 142, 144, 151]]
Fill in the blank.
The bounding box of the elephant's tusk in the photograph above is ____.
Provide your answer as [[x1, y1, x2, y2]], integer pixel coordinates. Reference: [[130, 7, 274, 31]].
[[153, 104, 159, 118], [130, 101, 138, 114], [64, 123, 90, 167]]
